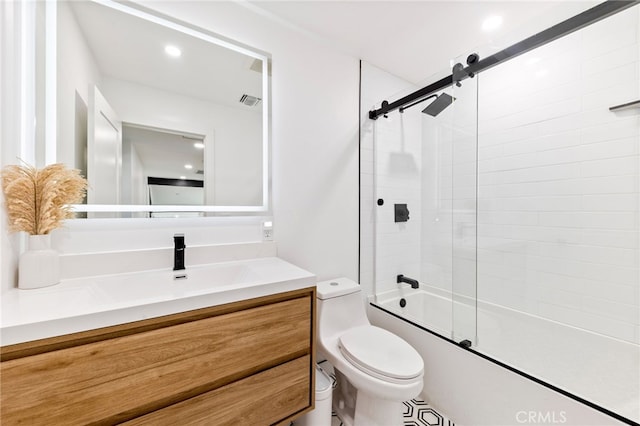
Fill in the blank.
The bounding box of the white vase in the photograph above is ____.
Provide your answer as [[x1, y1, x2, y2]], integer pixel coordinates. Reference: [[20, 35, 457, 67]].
[[19, 234, 60, 289]]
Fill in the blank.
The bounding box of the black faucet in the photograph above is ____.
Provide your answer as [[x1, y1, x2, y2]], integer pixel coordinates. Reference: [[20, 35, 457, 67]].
[[397, 274, 419, 289], [173, 234, 186, 271]]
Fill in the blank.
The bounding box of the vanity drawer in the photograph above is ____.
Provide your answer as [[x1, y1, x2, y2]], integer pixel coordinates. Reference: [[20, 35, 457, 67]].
[[1, 294, 312, 425], [126, 355, 311, 426]]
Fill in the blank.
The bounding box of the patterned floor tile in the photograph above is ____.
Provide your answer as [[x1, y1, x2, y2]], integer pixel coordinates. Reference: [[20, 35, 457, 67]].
[[330, 397, 455, 426], [403, 398, 455, 426]]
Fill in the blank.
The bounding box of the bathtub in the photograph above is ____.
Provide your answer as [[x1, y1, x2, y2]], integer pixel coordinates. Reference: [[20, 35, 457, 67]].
[[375, 287, 456, 338], [374, 288, 640, 424]]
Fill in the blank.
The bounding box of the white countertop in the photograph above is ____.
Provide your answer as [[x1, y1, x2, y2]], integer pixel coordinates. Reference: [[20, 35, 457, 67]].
[[1, 257, 315, 346]]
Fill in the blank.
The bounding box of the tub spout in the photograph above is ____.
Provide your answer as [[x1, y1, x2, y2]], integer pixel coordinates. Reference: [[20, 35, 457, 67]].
[[397, 274, 419, 289]]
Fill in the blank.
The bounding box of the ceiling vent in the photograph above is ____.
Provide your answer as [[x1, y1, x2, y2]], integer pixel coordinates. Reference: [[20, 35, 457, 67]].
[[239, 94, 261, 107]]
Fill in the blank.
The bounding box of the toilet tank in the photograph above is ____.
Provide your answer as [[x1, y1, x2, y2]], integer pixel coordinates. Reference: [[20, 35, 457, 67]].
[[316, 277, 361, 300], [317, 278, 370, 340]]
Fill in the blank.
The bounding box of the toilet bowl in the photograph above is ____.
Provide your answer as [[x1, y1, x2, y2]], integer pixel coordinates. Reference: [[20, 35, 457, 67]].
[[316, 278, 424, 426]]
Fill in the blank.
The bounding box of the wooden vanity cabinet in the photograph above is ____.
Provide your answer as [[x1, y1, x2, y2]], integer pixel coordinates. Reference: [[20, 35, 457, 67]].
[[1, 287, 316, 425]]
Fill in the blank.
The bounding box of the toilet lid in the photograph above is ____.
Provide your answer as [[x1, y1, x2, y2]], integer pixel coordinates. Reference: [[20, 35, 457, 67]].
[[338, 326, 423, 381]]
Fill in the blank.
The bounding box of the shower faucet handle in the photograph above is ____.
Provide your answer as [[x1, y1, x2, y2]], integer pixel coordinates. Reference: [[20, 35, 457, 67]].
[[395, 204, 410, 222]]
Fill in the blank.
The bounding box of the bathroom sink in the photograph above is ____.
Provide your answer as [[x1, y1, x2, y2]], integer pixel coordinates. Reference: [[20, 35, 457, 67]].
[[172, 262, 254, 286], [94, 262, 257, 302], [0, 257, 315, 346]]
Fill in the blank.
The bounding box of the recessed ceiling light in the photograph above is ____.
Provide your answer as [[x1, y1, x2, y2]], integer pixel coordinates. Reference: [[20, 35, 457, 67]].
[[482, 15, 503, 32], [180, 176, 186, 180], [194, 142, 204, 149], [184, 164, 193, 169], [164, 45, 182, 58]]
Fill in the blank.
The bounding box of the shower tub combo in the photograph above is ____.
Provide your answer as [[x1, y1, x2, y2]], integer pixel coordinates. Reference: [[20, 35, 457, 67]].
[[364, 1, 640, 425]]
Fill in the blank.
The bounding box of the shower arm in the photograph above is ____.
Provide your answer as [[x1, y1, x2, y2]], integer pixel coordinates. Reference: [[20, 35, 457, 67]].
[[398, 94, 438, 114]]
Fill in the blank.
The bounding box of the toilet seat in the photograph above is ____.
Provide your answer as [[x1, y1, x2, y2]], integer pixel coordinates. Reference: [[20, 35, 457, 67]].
[[338, 325, 423, 385]]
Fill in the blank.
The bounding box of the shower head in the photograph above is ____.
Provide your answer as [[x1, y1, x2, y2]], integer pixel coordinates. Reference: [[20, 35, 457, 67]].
[[422, 93, 455, 117]]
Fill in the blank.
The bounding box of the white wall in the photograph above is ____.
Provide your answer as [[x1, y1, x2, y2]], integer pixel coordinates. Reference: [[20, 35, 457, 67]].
[[1, 1, 27, 292], [476, 6, 640, 344]]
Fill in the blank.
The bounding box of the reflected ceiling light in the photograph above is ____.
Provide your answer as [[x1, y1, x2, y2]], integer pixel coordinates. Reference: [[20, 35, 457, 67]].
[[184, 164, 193, 169], [482, 15, 503, 32], [164, 45, 182, 58], [180, 176, 186, 180], [194, 142, 205, 149]]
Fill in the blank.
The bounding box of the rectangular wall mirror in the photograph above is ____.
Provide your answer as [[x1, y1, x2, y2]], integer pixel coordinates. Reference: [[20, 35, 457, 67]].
[[37, 0, 270, 217]]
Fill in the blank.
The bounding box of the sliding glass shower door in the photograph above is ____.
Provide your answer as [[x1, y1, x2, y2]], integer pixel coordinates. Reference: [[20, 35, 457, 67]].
[[449, 54, 479, 346], [372, 61, 479, 346]]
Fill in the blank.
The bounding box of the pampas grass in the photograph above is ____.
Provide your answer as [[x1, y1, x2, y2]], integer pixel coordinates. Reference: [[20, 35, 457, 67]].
[[1, 163, 87, 235]]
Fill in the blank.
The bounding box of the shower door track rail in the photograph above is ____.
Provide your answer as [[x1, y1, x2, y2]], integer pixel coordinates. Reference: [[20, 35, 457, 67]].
[[368, 0, 639, 121], [370, 303, 640, 426]]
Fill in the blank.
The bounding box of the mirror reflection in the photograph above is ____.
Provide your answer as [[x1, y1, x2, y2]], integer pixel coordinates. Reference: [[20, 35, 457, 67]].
[[55, 0, 268, 212], [122, 125, 205, 207]]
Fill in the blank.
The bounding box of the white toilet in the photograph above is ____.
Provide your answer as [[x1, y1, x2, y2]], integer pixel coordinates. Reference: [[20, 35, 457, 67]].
[[316, 278, 424, 426]]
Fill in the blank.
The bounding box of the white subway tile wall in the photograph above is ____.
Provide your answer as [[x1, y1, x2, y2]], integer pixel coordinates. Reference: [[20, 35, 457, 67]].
[[360, 62, 420, 298], [475, 7, 639, 343], [373, 109, 423, 296]]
